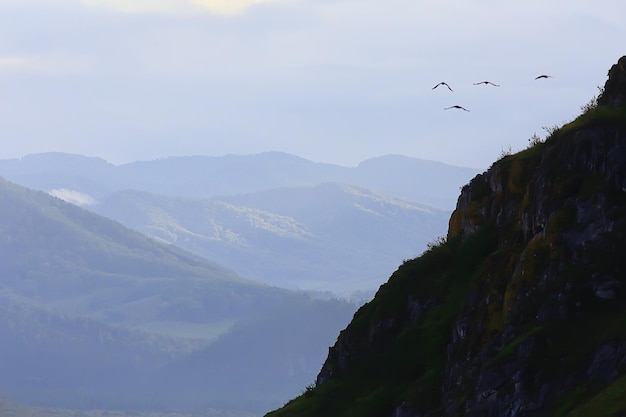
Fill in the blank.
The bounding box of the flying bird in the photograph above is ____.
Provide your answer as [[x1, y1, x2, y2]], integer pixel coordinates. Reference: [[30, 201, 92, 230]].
[[432, 82, 453, 91], [473, 81, 500, 87], [444, 105, 470, 112], [535, 74, 554, 80]]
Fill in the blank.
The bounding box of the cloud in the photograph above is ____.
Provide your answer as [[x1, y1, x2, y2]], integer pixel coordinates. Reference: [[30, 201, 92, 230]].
[[0, 54, 92, 76], [49, 189, 96, 206], [79, 0, 191, 14], [0, 57, 24, 71], [79, 0, 290, 15], [193, 0, 291, 15]]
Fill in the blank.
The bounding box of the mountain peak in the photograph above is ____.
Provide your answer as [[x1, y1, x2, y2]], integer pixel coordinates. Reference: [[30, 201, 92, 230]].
[[597, 55, 626, 107]]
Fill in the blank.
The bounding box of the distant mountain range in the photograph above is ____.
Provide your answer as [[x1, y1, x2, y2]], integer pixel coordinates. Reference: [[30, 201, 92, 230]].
[[0, 152, 479, 413], [90, 183, 449, 295], [0, 152, 479, 209], [0, 177, 356, 415], [0, 152, 479, 296], [0, 177, 267, 328]]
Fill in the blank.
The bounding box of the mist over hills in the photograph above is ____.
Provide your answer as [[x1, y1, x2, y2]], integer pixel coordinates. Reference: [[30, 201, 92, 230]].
[[0, 176, 271, 327], [0, 176, 357, 415], [153, 296, 357, 413], [91, 183, 449, 295], [0, 152, 479, 209], [0, 140, 479, 413], [0, 297, 181, 409], [0, 152, 476, 296]]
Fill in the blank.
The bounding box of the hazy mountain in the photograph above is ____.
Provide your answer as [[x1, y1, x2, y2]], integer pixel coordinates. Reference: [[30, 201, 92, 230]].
[[0, 153, 120, 198], [151, 295, 357, 413], [0, 176, 281, 331], [0, 296, 182, 409], [0, 152, 479, 210], [0, 152, 476, 296], [345, 155, 480, 208], [266, 56, 626, 417], [0, 291, 355, 415], [0, 177, 357, 414], [90, 183, 449, 295]]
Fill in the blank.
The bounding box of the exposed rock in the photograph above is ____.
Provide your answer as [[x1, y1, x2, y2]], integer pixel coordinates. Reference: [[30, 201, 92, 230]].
[[598, 55, 626, 106], [438, 56, 626, 417], [266, 56, 626, 417]]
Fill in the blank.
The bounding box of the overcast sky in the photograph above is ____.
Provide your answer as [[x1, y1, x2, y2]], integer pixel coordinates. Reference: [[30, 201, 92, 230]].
[[0, 0, 624, 169]]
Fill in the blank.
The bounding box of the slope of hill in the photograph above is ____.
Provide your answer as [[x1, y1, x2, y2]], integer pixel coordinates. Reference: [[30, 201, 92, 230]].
[[91, 183, 449, 295], [347, 154, 480, 208], [0, 401, 216, 417], [0, 177, 357, 414], [151, 295, 357, 413], [0, 176, 280, 330], [0, 296, 184, 409], [0, 152, 476, 297], [265, 56, 626, 417]]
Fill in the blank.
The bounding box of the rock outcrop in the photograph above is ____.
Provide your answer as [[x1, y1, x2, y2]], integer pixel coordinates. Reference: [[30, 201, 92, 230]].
[[266, 56, 626, 417], [439, 55, 626, 417]]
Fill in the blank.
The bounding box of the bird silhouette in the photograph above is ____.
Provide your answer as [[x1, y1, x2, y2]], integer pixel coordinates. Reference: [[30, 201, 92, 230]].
[[473, 81, 500, 87], [444, 105, 470, 112], [535, 74, 553, 80], [432, 82, 453, 91]]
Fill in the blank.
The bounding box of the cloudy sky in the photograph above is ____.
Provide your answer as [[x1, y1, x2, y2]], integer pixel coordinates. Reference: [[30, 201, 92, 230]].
[[0, 0, 623, 169]]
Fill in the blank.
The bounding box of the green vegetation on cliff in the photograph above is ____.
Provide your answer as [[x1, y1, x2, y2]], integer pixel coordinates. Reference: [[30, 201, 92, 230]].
[[268, 225, 498, 417], [266, 56, 626, 417]]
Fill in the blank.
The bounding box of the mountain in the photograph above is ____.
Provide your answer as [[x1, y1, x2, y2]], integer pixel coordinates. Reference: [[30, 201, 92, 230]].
[[90, 183, 449, 295], [0, 152, 479, 210], [347, 155, 480, 209], [0, 297, 182, 409], [0, 151, 476, 297], [0, 153, 121, 198], [265, 57, 626, 417], [0, 176, 280, 330], [0, 177, 357, 414], [151, 295, 357, 413]]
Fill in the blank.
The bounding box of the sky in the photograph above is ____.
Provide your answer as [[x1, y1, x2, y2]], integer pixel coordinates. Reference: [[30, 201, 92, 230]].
[[0, 0, 624, 170]]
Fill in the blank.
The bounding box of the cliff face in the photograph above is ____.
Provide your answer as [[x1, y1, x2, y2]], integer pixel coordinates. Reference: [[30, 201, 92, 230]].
[[266, 56, 626, 417], [440, 56, 626, 417]]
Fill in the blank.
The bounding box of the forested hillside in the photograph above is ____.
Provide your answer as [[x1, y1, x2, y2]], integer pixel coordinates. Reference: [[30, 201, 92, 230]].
[[91, 183, 448, 295], [0, 177, 356, 415]]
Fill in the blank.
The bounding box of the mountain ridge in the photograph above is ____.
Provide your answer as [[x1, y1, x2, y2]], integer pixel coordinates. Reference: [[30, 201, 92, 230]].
[[0, 175, 277, 329], [0, 176, 359, 414], [0, 152, 479, 209], [0, 151, 477, 296], [90, 182, 449, 295]]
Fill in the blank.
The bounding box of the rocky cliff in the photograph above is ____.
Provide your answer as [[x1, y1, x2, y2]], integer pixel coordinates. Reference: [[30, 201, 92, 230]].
[[265, 56, 626, 417]]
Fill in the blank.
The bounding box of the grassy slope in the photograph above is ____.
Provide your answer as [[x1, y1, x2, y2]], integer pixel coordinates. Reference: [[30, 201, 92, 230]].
[[267, 224, 498, 417], [0, 177, 293, 335], [265, 102, 626, 416], [0, 399, 256, 417]]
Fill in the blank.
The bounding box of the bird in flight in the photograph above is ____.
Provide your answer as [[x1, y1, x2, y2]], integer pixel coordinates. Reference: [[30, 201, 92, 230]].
[[535, 74, 554, 80], [444, 105, 470, 112], [473, 81, 500, 87], [432, 82, 453, 91]]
